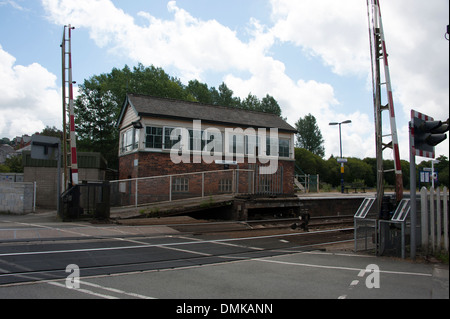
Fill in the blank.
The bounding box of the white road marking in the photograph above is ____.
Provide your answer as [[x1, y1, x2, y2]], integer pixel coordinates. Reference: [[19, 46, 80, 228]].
[[79, 280, 155, 299], [254, 258, 432, 277], [156, 244, 212, 256], [48, 281, 118, 299], [0, 228, 355, 257], [48, 280, 156, 299]]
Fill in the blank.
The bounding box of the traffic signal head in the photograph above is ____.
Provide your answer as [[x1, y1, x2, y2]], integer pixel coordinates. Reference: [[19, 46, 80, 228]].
[[416, 119, 448, 146], [412, 111, 449, 158]]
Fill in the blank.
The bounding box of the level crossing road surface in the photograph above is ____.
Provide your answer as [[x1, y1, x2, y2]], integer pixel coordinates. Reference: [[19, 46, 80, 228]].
[[0, 211, 448, 300]]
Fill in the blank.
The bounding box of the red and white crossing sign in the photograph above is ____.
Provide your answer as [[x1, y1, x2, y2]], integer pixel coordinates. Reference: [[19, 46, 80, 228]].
[[411, 110, 435, 158]]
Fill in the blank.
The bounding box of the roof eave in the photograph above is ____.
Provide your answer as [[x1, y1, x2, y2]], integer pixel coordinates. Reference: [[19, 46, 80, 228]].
[[115, 94, 139, 128], [138, 111, 297, 133]]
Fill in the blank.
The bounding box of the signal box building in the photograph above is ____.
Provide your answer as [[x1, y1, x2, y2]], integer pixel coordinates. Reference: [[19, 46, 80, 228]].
[[116, 94, 296, 201]]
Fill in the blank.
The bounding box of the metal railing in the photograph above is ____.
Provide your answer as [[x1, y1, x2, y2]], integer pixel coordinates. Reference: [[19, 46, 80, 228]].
[[294, 174, 319, 193], [109, 169, 256, 208], [354, 197, 377, 253]]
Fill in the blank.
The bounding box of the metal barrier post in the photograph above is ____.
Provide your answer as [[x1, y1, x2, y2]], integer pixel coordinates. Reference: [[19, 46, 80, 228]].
[[420, 187, 429, 254], [135, 179, 138, 207], [202, 172, 205, 198], [430, 187, 435, 252], [444, 187, 448, 252], [169, 175, 172, 202], [33, 181, 37, 213], [437, 188, 442, 250]]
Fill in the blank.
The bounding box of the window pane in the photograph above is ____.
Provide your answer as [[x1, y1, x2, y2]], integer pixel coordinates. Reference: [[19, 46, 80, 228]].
[[245, 135, 258, 156], [172, 178, 189, 192], [164, 127, 181, 150], [188, 129, 203, 151], [279, 139, 290, 158], [205, 131, 222, 154], [145, 126, 163, 149], [123, 129, 133, 152], [219, 179, 232, 192], [120, 132, 125, 153], [134, 129, 139, 149]]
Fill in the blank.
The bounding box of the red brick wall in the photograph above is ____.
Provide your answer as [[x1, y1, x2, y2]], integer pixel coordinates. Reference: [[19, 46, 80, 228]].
[[119, 152, 294, 195]]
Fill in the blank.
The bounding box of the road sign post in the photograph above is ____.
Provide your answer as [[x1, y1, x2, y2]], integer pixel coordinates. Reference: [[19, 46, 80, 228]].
[[409, 110, 449, 259]]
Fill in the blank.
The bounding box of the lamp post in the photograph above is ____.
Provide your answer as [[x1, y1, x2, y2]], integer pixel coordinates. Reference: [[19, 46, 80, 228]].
[[329, 120, 352, 193]]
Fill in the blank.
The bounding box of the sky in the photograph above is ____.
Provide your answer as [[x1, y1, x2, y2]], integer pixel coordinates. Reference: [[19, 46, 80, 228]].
[[0, 0, 448, 163]]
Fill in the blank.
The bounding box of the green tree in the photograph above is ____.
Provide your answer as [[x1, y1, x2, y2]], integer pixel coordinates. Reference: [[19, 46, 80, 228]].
[[345, 157, 373, 185], [241, 93, 260, 111], [294, 147, 322, 174], [128, 64, 188, 100], [74, 64, 285, 169], [3, 155, 22, 173], [74, 64, 189, 169], [324, 156, 340, 187], [215, 82, 241, 108], [295, 114, 325, 157], [1, 137, 11, 145], [186, 80, 213, 104], [75, 82, 119, 169], [40, 126, 63, 139], [260, 94, 282, 116]]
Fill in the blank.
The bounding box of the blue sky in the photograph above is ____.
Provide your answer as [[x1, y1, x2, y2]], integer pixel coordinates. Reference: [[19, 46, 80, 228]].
[[0, 0, 448, 161]]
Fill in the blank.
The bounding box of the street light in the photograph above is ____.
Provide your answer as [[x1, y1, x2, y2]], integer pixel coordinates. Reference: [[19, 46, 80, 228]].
[[329, 120, 352, 193]]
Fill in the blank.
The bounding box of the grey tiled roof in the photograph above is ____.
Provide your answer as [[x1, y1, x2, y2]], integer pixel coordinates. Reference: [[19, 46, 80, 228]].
[[121, 94, 296, 132]]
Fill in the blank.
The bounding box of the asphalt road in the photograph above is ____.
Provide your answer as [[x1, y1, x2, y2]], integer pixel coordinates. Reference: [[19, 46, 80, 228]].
[[0, 211, 448, 301]]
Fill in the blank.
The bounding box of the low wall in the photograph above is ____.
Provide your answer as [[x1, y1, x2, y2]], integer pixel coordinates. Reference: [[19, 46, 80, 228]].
[[0, 173, 24, 182], [299, 196, 366, 217], [0, 182, 34, 214]]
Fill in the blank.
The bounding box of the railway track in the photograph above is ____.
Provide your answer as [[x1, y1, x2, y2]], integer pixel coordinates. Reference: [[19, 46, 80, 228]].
[[0, 215, 356, 286], [0, 215, 354, 244], [138, 215, 355, 236]]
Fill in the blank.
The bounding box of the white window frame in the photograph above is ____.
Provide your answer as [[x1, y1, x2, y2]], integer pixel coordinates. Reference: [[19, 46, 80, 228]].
[[145, 126, 163, 150], [121, 127, 139, 154], [279, 138, 290, 158], [172, 177, 189, 192]]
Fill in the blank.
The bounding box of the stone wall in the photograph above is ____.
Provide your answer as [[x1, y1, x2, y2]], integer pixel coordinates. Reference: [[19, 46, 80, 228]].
[[0, 182, 34, 214]]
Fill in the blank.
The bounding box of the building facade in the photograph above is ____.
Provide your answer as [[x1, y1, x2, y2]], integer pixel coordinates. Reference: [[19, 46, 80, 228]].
[[116, 94, 297, 197]]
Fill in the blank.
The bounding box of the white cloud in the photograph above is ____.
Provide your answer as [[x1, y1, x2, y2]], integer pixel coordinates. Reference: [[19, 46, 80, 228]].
[[40, 0, 448, 160], [270, 0, 370, 77], [269, 0, 449, 159], [0, 0, 27, 11], [0, 45, 61, 139], [42, 0, 342, 139], [42, 0, 251, 82]]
